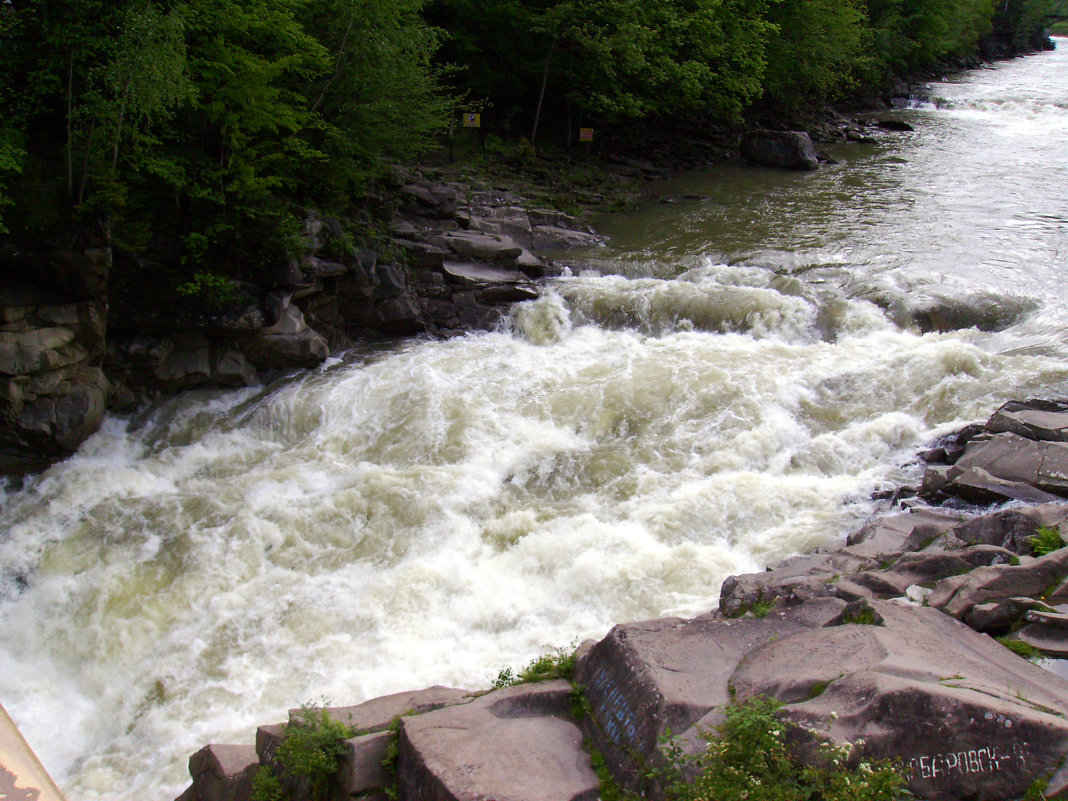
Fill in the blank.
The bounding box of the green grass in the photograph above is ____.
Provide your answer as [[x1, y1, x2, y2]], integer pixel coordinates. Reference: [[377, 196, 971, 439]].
[[997, 636, 1044, 660]]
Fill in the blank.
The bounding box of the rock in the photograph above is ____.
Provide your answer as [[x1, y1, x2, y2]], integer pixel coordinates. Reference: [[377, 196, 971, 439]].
[[952, 433, 1068, 496], [401, 182, 458, 219], [951, 503, 1068, 555], [573, 616, 806, 791], [740, 130, 820, 171], [847, 508, 968, 556], [718, 551, 878, 617], [442, 262, 530, 285], [531, 226, 604, 252], [186, 744, 259, 801], [436, 231, 524, 265], [965, 597, 1053, 634], [394, 239, 448, 270], [299, 256, 347, 279], [374, 265, 408, 299], [397, 680, 599, 801], [370, 297, 424, 335], [337, 730, 393, 798], [987, 399, 1068, 442], [877, 119, 915, 132], [318, 686, 473, 733], [240, 328, 329, 369], [734, 600, 1068, 801], [928, 547, 1068, 620]]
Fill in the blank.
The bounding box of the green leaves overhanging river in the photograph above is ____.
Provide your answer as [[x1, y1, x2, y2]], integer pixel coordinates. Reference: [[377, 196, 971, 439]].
[[2, 42, 1067, 801]]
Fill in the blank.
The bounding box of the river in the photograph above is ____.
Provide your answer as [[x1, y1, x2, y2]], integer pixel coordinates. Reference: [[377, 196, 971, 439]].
[[2, 40, 1066, 801]]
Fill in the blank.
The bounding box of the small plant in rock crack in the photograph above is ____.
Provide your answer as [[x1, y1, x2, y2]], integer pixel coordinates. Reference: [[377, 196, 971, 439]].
[[1029, 525, 1065, 556], [493, 646, 576, 688]]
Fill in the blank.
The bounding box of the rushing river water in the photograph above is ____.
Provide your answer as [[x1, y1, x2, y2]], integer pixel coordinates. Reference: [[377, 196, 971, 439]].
[[3, 41, 1068, 801]]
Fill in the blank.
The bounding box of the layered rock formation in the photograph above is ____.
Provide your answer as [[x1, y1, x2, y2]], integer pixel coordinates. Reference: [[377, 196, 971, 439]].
[[174, 399, 1068, 801], [0, 248, 111, 473]]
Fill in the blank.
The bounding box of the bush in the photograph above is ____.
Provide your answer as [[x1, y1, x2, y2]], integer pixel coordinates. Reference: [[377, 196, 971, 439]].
[[662, 697, 906, 801], [252, 705, 354, 801]]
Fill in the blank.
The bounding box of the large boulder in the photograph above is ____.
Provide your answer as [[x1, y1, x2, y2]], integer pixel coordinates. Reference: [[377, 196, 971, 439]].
[[740, 130, 820, 171], [731, 600, 1068, 801], [397, 681, 599, 801], [573, 615, 806, 791]]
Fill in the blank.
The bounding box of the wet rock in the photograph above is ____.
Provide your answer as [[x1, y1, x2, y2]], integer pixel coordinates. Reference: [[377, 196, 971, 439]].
[[397, 681, 598, 801], [531, 226, 604, 252], [394, 239, 449, 270], [877, 119, 915, 131], [921, 432, 1068, 503], [185, 744, 259, 801], [718, 551, 879, 617], [740, 130, 820, 171]]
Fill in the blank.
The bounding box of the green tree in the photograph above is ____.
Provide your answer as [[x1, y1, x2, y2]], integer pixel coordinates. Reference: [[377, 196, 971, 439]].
[[762, 0, 868, 109]]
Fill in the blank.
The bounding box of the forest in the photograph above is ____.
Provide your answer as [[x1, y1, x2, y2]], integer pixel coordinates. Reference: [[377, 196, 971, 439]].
[[0, 0, 1061, 287]]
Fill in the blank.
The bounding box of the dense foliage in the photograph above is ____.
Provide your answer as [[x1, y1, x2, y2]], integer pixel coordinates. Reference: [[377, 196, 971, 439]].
[[0, 0, 1058, 273], [0, 0, 450, 268]]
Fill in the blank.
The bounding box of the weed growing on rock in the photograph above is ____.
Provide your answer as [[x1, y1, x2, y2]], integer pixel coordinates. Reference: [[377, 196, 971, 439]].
[[493, 646, 576, 687], [661, 697, 905, 801], [252, 705, 353, 801], [1030, 525, 1065, 556]]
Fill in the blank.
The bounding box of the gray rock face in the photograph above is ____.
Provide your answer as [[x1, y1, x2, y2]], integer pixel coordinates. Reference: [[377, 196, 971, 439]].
[[0, 255, 111, 470], [187, 744, 259, 801], [573, 616, 806, 790], [740, 130, 820, 171], [397, 681, 599, 801]]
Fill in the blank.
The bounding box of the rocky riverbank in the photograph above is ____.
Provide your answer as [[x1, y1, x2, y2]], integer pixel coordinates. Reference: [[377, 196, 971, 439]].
[[174, 398, 1068, 801]]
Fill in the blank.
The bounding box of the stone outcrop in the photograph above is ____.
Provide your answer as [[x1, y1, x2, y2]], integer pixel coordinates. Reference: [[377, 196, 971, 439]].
[[740, 130, 820, 171], [0, 249, 111, 472]]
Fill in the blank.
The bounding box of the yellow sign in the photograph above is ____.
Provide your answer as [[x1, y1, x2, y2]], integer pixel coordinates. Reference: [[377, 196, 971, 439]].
[[463, 113, 481, 128], [579, 128, 594, 142]]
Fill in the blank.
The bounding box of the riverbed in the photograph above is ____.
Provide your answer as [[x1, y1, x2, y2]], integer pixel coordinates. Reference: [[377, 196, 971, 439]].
[[1, 40, 1066, 801]]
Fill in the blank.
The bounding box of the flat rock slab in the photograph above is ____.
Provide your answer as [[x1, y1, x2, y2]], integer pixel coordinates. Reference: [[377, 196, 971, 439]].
[[987, 400, 1068, 442], [731, 600, 1068, 801], [315, 685, 474, 735], [952, 433, 1068, 497], [442, 262, 530, 285], [397, 681, 598, 801], [847, 508, 969, 557], [574, 615, 806, 790], [437, 232, 523, 264]]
